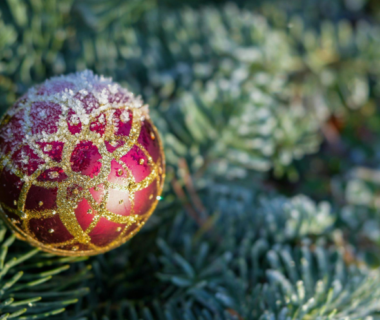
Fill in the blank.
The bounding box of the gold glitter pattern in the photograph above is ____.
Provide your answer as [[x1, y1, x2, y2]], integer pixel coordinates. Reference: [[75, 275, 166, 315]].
[[0, 71, 165, 256]]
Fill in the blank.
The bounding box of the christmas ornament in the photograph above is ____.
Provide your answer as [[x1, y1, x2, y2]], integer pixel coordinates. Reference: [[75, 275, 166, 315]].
[[0, 71, 165, 256]]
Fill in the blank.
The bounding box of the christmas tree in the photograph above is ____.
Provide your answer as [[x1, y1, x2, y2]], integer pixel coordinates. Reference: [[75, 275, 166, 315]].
[[1, 0, 380, 319]]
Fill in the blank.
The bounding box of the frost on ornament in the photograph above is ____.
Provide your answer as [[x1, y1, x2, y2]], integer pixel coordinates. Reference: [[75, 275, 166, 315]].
[[0, 70, 165, 256]]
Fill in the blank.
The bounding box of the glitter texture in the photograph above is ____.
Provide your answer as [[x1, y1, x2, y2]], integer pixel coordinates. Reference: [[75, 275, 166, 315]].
[[0, 70, 165, 256]]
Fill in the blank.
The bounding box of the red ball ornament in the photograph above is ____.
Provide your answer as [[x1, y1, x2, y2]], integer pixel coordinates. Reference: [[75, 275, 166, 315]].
[[0, 71, 165, 256]]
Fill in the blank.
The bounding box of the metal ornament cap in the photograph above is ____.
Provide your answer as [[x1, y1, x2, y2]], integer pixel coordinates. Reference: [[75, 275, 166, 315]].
[[0, 70, 165, 256]]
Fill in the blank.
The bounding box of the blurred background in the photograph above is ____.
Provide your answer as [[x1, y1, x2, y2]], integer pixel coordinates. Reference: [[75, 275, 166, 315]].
[[1, 0, 380, 319], [0, 0, 380, 188], [1, 0, 380, 203]]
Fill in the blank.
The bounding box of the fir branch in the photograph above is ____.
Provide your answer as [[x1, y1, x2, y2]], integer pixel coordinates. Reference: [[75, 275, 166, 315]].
[[0, 222, 89, 319]]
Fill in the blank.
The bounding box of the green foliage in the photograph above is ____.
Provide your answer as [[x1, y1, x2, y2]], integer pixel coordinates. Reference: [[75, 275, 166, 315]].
[[81, 193, 380, 319], [1, 1, 379, 179], [0, 0, 380, 319], [0, 221, 89, 319]]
